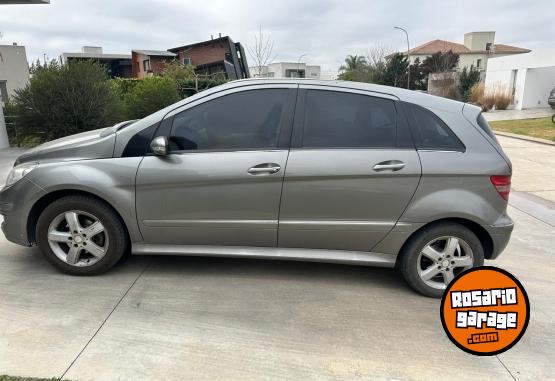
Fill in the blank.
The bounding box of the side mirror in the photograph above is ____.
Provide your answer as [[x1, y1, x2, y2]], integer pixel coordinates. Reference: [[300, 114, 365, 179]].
[[150, 136, 169, 156]]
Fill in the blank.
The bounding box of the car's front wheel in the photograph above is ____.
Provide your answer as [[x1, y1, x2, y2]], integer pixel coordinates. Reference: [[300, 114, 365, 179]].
[[36, 195, 127, 275], [399, 222, 484, 298]]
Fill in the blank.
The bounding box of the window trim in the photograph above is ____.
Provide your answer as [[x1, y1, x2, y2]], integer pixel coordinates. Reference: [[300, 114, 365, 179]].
[[402, 102, 466, 153], [152, 86, 298, 155], [291, 87, 402, 150]]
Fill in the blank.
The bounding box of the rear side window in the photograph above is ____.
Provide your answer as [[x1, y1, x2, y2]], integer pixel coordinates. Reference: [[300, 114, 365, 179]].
[[477, 113, 498, 142], [407, 104, 465, 151], [302, 90, 397, 148]]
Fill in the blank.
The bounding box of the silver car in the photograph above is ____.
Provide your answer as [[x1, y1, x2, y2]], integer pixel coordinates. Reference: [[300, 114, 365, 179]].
[[0, 79, 513, 297]]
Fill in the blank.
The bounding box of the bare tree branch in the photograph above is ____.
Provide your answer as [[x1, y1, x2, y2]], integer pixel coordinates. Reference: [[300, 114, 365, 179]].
[[247, 25, 276, 77]]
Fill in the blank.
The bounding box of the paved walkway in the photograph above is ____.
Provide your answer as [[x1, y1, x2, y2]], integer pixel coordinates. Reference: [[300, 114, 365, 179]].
[[484, 107, 553, 122], [497, 135, 555, 203]]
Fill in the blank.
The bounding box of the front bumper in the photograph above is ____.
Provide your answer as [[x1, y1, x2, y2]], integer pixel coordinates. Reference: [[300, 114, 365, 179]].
[[0, 178, 45, 246], [483, 217, 514, 260]]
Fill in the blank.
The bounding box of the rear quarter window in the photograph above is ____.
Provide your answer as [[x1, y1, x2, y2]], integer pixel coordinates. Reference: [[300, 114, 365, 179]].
[[406, 104, 465, 152], [476, 113, 499, 142]]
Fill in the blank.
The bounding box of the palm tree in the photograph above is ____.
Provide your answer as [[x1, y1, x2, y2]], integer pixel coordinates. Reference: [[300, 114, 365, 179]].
[[339, 55, 368, 72]]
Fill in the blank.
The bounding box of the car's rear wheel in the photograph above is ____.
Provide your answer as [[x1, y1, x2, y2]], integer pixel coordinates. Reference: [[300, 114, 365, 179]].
[[399, 222, 484, 298], [36, 195, 127, 275]]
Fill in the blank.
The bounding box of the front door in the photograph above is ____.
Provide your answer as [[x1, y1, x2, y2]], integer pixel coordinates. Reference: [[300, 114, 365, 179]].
[[278, 87, 421, 251], [136, 86, 297, 247]]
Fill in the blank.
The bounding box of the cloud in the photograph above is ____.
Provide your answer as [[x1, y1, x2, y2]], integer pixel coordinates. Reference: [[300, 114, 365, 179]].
[[0, 0, 552, 71]]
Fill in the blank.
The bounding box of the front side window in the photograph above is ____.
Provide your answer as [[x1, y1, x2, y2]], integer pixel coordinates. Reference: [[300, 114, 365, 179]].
[[302, 90, 397, 148], [407, 104, 465, 151], [169, 89, 288, 151]]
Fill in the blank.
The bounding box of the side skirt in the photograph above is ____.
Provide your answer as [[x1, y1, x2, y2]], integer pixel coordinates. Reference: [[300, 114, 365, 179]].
[[132, 244, 397, 268]]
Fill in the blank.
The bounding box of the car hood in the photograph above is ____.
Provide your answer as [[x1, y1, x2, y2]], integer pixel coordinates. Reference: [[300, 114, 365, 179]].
[[15, 125, 124, 166]]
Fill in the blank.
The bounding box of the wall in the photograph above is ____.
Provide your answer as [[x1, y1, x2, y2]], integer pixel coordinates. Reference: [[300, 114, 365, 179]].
[[463, 32, 495, 51], [521, 67, 555, 109], [0, 45, 30, 99], [485, 50, 555, 109], [175, 42, 229, 66]]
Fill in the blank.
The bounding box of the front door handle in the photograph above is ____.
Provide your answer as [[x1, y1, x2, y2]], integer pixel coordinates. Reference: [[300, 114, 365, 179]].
[[248, 163, 281, 175], [373, 160, 406, 172]]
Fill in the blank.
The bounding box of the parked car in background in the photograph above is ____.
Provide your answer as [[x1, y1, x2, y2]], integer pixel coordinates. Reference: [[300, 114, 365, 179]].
[[0, 79, 514, 298], [549, 86, 555, 109]]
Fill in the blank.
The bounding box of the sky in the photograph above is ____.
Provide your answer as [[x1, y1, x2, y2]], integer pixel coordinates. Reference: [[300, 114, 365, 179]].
[[0, 0, 552, 72]]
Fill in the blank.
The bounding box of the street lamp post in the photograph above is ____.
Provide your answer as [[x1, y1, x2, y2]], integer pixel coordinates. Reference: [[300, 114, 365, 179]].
[[394, 26, 410, 90], [296, 53, 307, 78]]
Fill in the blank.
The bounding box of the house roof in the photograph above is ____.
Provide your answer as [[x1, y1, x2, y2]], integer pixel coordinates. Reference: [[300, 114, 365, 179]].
[[132, 49, 176, 57], [62, 52, 131, 60], [168, 36, 234, 52], [406, 39, 530, 55]]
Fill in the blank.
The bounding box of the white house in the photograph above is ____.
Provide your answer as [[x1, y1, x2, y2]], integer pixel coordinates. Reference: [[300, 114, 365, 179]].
[[250, 62, 321, 79], [403, 32, 530, 75], [485, 50, 555, 110], [0, 43, 30, 103]]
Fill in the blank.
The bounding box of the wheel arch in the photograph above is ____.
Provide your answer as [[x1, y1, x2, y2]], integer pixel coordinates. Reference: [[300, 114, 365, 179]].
[[27, 189, 132, 245], [395, 217, 494, 265]]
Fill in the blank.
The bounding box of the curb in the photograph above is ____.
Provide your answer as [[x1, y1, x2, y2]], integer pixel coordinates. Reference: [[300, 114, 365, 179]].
[[494, 131, 555, 147]]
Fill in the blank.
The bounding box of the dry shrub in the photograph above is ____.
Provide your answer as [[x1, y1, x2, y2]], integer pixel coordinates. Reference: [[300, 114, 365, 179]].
[[493, 84, 512, 110], [481, 91, 496, 111], [469, 83, 484, 104]]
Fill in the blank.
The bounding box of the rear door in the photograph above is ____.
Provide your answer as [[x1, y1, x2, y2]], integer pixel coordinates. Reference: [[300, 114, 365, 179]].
[[278, 86, 421, 251]]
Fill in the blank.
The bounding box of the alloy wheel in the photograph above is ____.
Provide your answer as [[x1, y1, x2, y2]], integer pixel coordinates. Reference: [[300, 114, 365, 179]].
[[417, 236, 474, 290], [47, 210, 109, 267]]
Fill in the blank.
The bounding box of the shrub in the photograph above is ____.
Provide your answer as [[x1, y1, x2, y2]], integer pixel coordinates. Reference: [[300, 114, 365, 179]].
[[469, 83, 485, 105], [458, 65, 481, 102], [481, 92, 496, 112], [493, 84, 512, 110], [124, 77, 180, 119], [175, 77, 228, 98], [12, 59, 124, 142]]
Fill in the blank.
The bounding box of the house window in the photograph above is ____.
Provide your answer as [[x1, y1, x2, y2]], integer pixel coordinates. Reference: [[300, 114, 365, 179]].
[[267, 72, 275, 77], [183, 57, 192, 66], [477, 59, 482, 68], [143, 59, 151, 72], [486, 42, 492, 51]]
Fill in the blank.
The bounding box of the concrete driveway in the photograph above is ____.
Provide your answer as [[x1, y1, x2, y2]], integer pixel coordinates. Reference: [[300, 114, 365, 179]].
[[0, 138, 554, 380]]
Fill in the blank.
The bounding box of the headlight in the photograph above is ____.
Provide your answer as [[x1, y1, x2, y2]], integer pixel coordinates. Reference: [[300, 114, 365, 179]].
[[4, 162, 38, 188]]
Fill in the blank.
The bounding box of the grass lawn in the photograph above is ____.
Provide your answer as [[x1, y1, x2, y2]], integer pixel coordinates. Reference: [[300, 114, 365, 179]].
[[490, 117, 555, 142]]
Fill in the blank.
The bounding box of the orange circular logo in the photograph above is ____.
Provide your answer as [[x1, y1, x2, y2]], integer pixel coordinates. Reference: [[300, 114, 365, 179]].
[[440, 266, 529, 356]]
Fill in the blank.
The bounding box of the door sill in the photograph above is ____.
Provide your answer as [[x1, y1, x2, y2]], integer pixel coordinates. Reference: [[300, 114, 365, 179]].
[[132, 244, 396, 268]]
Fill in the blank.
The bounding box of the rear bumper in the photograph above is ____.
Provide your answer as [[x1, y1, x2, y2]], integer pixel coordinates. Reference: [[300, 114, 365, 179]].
[[483, 219, 514, 260]]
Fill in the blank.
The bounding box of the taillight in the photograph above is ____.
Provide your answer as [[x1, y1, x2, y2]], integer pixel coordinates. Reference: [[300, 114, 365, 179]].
[[490, 175, 511, 201]]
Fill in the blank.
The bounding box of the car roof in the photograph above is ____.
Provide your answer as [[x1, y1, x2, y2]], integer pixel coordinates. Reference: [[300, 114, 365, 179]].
[[222, 78, 466, 113]]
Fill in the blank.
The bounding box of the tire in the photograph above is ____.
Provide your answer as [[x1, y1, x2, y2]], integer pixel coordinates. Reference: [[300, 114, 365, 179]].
[[36, 195, 128, 275], [398, 222, 484, 298]]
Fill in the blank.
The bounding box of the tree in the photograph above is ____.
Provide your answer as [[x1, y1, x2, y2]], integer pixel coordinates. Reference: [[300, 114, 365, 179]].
[[12, 59, 124, 142], [340, 54, 367, 72], [458, 65, 481, 102], [421, 51, 459, 74], [338, 55, 369, 81], [161, 60, 196, 81], [247, 26, 275, 77], [124, 76, 180, 119], [383, 53, 409, 88]]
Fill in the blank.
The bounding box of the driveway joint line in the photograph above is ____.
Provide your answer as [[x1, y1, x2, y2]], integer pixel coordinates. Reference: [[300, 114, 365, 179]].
[[59, 258, 152, 379], [508, 203, 554, 228], [496, 355, 517, 381]]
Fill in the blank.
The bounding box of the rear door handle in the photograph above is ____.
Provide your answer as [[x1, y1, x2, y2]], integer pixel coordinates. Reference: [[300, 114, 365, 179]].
[[248, 163, 281, 175], [373, 160, 406, 172]]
